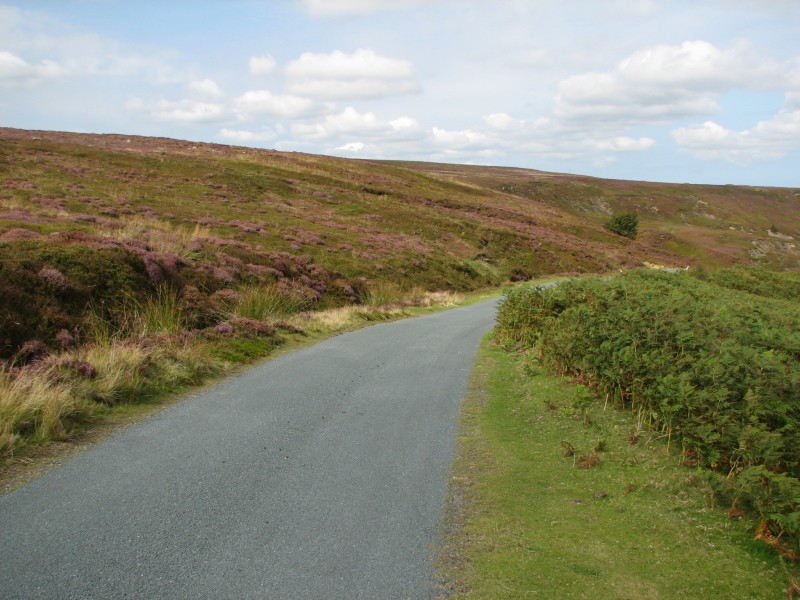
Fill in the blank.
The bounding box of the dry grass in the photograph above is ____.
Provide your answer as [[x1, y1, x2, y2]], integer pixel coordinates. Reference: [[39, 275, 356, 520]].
[[417, 290, 464, 307], [299, 306, 360, 332], [0, 278, 469, 462], [98, 218, 208, 258], [79, 343, 149, 405], [0, 336, 223, 458], [0, 369, 81, 453]]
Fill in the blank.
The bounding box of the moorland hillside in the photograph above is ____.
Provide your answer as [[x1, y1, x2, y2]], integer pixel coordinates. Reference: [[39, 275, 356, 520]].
[[1, 127, 797, 358]]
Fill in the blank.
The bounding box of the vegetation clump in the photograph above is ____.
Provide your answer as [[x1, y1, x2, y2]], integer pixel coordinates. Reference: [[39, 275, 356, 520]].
[[496, 268, 800, 559], [439, 342, 786, 598], [603, 212, 638, 239]]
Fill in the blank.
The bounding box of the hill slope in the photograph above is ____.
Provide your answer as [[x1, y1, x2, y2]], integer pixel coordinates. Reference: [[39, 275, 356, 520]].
[[388, 160, 800, 269], [0, 127, 797, 357]]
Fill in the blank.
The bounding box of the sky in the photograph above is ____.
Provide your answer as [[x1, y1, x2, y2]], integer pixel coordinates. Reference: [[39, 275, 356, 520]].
[[1, 0, 799, 187]]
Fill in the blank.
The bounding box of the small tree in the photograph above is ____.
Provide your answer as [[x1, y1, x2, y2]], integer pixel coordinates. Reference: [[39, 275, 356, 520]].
[[604, 212, 638, 239]]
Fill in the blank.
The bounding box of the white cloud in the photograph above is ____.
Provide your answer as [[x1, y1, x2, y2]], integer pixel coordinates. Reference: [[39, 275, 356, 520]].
[[617, 41, 780, 90], [234, 89, 332, 119], [188, 79, 224, 99], [285, 48, 417, 99], [595, 136, 656, 152], [0, 6, 185, 85], [300, 0, 431, 17], [291, 107, 422, 148], [126, 98, 228, 124], [249, 54, 277, 75], [485, 112, 524, 131], [154, 101, 226, 123], [431, 127, 490, 150], [555, 41, 783, 127], [336, 141, 367, 152], [292, 106, 384, 139], [672, 109, 800, 163], [389, 116, 419, 132], [481, 110, 657, 162], [0, 50, 67, 86], [484, 113, 553, 138], [219, 127, 277, 142]]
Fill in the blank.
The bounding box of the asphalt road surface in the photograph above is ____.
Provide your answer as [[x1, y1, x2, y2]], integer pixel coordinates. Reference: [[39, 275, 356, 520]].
[[0, 299, 498, 599]]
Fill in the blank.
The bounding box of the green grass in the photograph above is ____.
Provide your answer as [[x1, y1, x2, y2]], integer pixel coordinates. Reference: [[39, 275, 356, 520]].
[[228, 284, 310, 320], [439, 340, 788, 598]]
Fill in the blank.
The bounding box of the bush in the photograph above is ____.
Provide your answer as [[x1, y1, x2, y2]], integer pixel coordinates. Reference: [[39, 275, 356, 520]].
[[496, 268, 800, 554], [604, 212, 638, 239]]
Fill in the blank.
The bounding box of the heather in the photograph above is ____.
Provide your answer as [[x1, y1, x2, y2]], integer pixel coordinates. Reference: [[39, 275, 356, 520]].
[[0, 283, 468, 459], [495, 268, 800, 560], [4, 128, 799, 360], [1, 127, 798, 472]]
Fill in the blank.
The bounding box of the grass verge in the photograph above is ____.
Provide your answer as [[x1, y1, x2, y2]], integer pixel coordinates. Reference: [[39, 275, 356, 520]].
[[438, 339, 789, 599], [0, 287, 493, 492]]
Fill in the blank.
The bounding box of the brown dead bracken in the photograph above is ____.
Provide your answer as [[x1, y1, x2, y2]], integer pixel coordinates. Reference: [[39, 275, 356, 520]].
[[754, 520, 798, 562], [576, 452, 601, 468]]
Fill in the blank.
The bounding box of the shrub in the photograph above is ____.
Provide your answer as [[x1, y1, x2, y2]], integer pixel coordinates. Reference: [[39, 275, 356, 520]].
[[604, 212, 638, 239], [496, 268, 800, 552]]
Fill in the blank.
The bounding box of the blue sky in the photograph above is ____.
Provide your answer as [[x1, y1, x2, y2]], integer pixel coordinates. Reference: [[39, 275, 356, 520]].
[[1, 0, 799, 187]]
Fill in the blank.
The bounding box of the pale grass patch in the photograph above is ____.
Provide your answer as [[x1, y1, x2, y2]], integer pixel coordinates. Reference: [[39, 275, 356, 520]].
[[359, 284, 463, 309], [0, 196, 23, 211], [75, 338, 220, 405], [99, 218, 208, 257], [290, 289, 464, 336], [149, 340, 221, 387], [80, 342, 148, 404], [299, 306, 360, 332], [417, 290, 464, 307], [0, 368, 79, 449], [0, 337, 223, 457]]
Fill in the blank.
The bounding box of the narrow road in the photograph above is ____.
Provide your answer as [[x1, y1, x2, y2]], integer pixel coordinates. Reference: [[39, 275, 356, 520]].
[[0, 299, 497, 599]]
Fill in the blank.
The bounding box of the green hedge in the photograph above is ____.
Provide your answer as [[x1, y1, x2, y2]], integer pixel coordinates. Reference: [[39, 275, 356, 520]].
[[496, 268, 800, 556]]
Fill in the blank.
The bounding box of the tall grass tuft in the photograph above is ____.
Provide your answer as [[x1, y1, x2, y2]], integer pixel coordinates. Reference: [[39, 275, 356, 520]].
[[228, 284, 309, 320], [84, 286, 185, 344], [360, 282, 404, 307], [79, 343, 149, 405], [140, 286, 185, 336], [0, 368, 81, 451], [73, 338, 220, 406]]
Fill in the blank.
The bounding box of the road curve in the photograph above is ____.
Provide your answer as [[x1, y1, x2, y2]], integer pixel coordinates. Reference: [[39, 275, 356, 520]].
[[0, 299, 497, 599]]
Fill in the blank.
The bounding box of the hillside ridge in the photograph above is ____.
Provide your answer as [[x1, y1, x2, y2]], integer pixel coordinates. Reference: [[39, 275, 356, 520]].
[[1, 127, 797, 358]]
